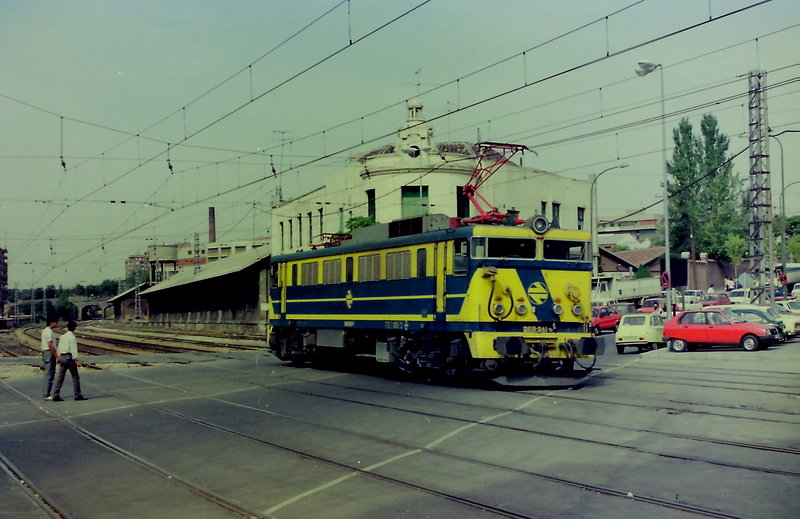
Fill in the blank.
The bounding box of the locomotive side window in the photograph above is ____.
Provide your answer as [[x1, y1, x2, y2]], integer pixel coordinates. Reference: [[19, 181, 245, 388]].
[[323, 258, 341, 284], [358, 254, 380, 282], [291, 264, 297, 286], [386, 250, 411, 280], [416, 248, 427, 279], [543, 240, 588, 261], [345, 257, 353, 283], [300, 262, 318, 286]]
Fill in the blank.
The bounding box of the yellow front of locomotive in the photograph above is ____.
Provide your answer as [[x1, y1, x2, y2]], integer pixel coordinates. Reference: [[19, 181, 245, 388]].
[[448, 224, 597, 379]]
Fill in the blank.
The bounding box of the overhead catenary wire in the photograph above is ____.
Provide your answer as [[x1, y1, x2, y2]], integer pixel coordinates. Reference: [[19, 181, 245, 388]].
[[7, 0, 786, 286]]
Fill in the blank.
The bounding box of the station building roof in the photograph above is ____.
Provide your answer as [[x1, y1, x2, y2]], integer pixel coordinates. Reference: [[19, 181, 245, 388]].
[[141, 247, 270, 296]]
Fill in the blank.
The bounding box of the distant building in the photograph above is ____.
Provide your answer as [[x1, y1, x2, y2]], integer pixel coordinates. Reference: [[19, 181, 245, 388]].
[[125, 254, 148, 278], [206, 237, 269, 262], [598, 213, 660, 244], [271, 98, 591, 254]]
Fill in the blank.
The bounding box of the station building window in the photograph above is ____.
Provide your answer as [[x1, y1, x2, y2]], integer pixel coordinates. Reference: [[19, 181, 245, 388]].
[[401, 186, 429, 218], [577, 207, 585, 230]]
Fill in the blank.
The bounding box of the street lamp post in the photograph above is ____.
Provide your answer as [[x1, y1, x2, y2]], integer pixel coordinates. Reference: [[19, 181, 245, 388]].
[[770, 134, 786, 271], [590, 163, 629, 275], [780, 179, 800, 263], [636, 60, 672, 315]]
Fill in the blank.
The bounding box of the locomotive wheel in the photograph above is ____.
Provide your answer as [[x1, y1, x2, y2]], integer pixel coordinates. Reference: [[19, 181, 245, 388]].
[[670, 338, 688, 353], [741, 334, 759, 352]]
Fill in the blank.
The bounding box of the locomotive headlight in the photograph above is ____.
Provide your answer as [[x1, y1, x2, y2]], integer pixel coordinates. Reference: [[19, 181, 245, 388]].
[[515, 303, 528, 315], [553, 304, 564, 315], [572, 304, 583, 316], [493, 303, 506, 315]]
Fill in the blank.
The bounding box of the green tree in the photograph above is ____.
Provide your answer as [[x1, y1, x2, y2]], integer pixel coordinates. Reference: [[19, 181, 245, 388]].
[[346, 216, 376, 231], [788, 235, 800, 262], [667, 115, 746, 262]]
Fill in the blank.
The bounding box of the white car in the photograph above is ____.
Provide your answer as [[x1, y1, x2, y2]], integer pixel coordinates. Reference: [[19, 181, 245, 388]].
[[792, 285, 800, 298], [776, 300, 800, 313], [615, 313, 665, 353], [728, 288, 755, 305], [681, 290, 704, 310], [767, 303, 800, 337]]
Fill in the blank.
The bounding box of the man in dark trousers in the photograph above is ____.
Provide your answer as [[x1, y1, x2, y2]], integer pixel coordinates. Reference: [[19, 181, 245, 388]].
[[51, 320, 86, 401], [41, 317, 59, 400]]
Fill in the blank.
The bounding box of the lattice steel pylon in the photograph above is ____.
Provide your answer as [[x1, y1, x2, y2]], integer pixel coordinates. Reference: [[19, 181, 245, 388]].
[[746, 70, 774, 303]]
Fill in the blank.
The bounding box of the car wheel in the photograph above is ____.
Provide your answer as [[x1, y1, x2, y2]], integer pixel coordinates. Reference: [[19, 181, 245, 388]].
[[613, 324, 619, 333], [670, 338, 688, 353], [592, 325, 601, 335], [741, 334, 759, 352], [616, 344, 624, 354]]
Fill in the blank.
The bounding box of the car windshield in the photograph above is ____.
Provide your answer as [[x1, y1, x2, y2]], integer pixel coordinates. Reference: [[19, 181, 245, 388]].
[[722, 310, 747, 322], [787, 301, 800, 311], [624, 316, 646, 326], [642, 299, 662, 308], [729, 309, 768, 322], [763, 307, 781, 319]]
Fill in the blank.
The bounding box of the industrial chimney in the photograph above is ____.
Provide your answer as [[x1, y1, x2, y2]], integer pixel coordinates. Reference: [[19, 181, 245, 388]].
[[208, 207, 217, 243]]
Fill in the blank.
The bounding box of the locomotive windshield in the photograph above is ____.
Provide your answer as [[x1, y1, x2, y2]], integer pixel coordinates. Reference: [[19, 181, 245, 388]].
[[471, 237, 536, 259], [542, 239, 588, 261]]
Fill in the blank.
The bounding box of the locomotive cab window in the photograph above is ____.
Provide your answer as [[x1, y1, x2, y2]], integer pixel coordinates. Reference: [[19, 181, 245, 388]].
[[269, 263, 280, 287], [453, 239, 468, 275], [543, 239, 588, 261], [471, 237, 536, 259]]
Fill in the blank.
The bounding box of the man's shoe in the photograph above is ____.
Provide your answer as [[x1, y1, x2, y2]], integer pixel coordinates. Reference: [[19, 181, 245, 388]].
[[52, 396, 63, 402], [44, 396, 53, 401], [75, 396, 87, 401]]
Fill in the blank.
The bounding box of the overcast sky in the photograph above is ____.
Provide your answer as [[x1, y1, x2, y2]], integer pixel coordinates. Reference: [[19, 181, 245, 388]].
[[1, 0, 798, 288]]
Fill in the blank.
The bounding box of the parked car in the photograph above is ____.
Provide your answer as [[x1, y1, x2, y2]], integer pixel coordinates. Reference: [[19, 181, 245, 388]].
[[792, 284, 800, 298], [639, 297, 678, 314], [776, 300, 800, 313], [615, 313, 665, 353], [591, 305, 622, 335], [707, 305, 787, 342], [700, 292, 732, 306], [765, 303, 800, 337], [727, 288, 753, 304], [663, 309, 780, 352], [609, 302, 638, 316], [681, 290, 704, 309]]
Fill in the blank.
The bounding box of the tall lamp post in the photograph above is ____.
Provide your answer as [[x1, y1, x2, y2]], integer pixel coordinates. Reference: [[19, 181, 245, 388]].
[[636, 60, 672, 315], [769, 134, 786, 271], [780, 179, 800, 264], [590, 163, 629, 275]]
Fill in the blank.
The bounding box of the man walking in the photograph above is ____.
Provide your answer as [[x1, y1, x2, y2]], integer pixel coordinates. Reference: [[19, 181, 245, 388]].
[[51, 320, 86, 401], [41, 317, 59, 400]]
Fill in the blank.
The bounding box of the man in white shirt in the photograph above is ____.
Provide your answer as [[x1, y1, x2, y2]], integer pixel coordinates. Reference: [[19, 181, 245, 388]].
[[41, 317, 59, 400], [51, 320, 86, 401]]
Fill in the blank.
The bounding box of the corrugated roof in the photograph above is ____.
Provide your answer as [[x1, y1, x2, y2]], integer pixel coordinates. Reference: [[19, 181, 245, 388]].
[[610, 246, 665, 268], [141, 248, 270, 295], [107, 282, 152, 303]]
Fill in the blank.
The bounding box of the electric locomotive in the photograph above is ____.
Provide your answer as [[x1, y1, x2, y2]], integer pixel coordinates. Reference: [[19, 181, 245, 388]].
[[267, 213, 600, 385]]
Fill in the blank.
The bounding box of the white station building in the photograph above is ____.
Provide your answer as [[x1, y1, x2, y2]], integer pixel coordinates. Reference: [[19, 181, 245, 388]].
[[271, 98, 592, 254]]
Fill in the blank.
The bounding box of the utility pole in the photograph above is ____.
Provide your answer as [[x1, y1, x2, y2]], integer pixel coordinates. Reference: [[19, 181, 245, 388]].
[[746, 71, 774, 303]]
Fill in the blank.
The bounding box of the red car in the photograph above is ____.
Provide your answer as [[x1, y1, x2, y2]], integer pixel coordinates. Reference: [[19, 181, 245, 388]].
[[663, 309, 780, 352], [638, 297, 679, 314], [591, 305, 621, 335], [700, 292, 731, 306]]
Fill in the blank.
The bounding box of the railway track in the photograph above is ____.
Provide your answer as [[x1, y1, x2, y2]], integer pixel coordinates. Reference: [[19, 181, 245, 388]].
[[16, 325, 263, 357], [91, 365, 766, 518]]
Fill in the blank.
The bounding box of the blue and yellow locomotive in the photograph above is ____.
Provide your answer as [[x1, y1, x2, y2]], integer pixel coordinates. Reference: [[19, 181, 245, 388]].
[[267, 213, 600, 385]]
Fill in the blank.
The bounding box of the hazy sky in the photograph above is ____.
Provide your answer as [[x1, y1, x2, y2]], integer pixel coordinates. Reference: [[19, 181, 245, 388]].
[[1, 0, 798, 288]]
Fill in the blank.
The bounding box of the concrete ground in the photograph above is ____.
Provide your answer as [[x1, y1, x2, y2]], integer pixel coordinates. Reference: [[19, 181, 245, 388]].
[[1, 337, 798, 519]]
